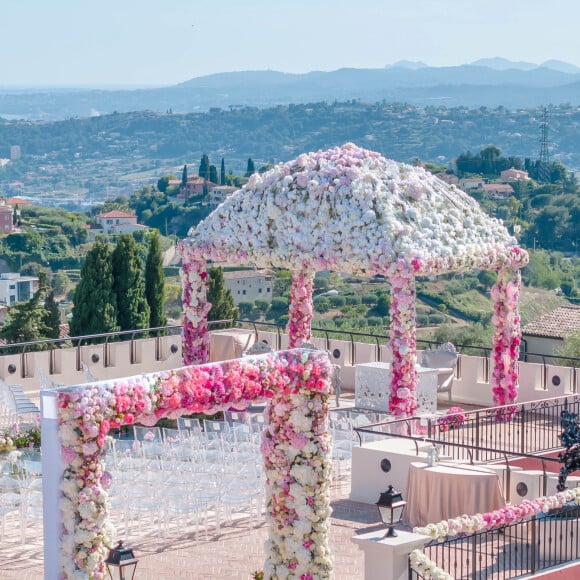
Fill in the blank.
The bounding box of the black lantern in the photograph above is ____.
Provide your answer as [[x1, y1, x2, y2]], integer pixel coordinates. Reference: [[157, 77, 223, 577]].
[[105, 540, 139, 580], [376, 485, 407, 537]]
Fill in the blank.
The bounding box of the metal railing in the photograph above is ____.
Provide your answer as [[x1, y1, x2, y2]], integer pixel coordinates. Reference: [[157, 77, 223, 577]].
[[409, 504, 580, 579], [354, 394, 580, 463], [0, 318, 579, 383]]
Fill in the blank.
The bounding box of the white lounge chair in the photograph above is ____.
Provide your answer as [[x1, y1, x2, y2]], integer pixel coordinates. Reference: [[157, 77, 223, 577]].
[[420, 342, 458, 402]]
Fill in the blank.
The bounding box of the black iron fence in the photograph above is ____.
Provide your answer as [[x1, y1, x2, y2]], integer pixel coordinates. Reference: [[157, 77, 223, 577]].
[[409, 504, 580, 579], [2, 318, 580, 374], [354, 394, 580, 463]]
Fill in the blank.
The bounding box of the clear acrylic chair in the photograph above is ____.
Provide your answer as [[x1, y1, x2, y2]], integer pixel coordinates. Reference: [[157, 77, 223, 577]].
[[192, 472, 223, 535], [220, 473, 264, 529], [177, 416, 202, 436], [133, 425, 165, 458], [0, 475, 22, 540], [20, 476, 43, 544], [163, 482, 209, 540]]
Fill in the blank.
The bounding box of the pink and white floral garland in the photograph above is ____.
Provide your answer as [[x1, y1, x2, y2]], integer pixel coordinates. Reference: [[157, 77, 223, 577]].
[[287, 270, 314, 348], [490, 267, 523, 410], [413, 486, 580, 541], [56, 349, 333, 579], [410, 486, 580, 580], [409, 550, 453, 580]]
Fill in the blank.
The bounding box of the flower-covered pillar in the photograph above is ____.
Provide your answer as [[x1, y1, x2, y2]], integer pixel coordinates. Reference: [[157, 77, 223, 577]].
[[388, 263, 418, 418], [262, 354, 333, 578], [490, 267, 523, 408], [179, 241, 211, 365], [287, 269, 315, 348]]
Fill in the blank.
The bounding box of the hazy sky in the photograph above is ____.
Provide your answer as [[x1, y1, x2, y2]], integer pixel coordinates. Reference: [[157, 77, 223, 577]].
[[2, 0, 579, 87]]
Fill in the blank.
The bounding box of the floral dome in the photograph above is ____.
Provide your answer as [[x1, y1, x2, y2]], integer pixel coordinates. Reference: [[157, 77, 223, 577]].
[[184, 143, 526, 276]]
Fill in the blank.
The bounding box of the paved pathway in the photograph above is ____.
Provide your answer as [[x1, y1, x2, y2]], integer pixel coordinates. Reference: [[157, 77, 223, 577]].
[[0, 479, 378, 580]]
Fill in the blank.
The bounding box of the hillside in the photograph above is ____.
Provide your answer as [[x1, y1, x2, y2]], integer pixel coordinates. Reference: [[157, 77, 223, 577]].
[[3, 102, 580, 191], [2, 60, 580, 121]]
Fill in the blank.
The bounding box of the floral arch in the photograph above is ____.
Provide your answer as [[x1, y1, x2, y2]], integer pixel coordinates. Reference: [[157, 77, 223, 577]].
[[180, 143, 529, 417], [44, 348, 333, 579]]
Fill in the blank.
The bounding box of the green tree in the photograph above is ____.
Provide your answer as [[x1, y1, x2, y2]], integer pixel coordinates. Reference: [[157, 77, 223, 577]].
[[207, 267, 239, 327], [209, 164, 218, 184], [70, 238, 119, 338], [145, 231, 167, 329], [53, 270, 71, 296], [157, 174, 175, 193], [220, 158, 226, 185], [44, 289, 61, 339], [112, 234, 150, 333], [238, 300, 254, 317], [181, 164, 188, 187], [199, 155, 210, 180], [245, 158, 256, 177], [555, 331, 580, 366], [373, 293, 390, 317]]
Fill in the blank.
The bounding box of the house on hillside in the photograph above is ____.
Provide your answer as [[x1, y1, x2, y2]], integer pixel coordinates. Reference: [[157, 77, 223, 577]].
[[223, 270, 274, 305], [459, 177, 485, 191], [483, 183, 514, 200], [522, 305, 580, 359], [0, 273, 39, 306], [209, 185, 238, 207], [500, 168, 530, 182], [180, 178, 216, 200], [92, 210, 148, 237], [6, 197, 32, 207], [434, 172, 459, 185], [0, 204, 13, 234]]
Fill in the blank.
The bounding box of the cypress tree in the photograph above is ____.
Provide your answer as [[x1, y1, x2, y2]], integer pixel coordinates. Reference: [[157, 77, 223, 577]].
[[220, 158, 226, 185], [209, 164, 218, 184], [44, 289, 61, 339], [145, 230, 167, 329], [70, 238, 119, 338], [112, 234, 150, 333], [207, 267, 239, 328], [199, 154, 210, 180], [245, 158, 256, 177], [181, 164, 188, 187]]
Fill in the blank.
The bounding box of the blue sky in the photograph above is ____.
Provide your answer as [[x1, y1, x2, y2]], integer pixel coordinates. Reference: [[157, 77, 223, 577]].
[[1, 0, 579, 87]]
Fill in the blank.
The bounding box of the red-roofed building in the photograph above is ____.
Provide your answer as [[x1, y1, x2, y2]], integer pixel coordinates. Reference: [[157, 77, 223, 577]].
[[522, 305, 580, 358], [94, 210, 146, 236], [501, 168, 530, 182], [0, 204, 14, 234], [180, 178, 216, 200], [482, 183, 514, 200], [6, 197, 32, 207]]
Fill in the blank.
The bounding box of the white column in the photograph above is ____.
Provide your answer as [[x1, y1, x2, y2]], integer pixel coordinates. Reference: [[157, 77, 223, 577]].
[[41, 389, 62, 580], [352, 529, 428, 580]]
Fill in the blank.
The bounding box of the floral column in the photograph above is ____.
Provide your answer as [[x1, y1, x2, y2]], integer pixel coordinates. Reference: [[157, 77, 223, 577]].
[[490, 267, 522, 409], [179, 242, 211, 365], [388, 264, 418, 418], [287, 269, 315, 348], [262, 352, 333, 579]]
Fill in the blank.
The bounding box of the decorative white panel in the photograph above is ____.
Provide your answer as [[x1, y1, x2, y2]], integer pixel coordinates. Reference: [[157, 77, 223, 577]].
[[354, 362, 438, 414]]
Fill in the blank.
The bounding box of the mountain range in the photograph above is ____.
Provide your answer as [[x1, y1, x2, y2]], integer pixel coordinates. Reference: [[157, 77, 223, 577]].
[[1, 58, 580, 121]]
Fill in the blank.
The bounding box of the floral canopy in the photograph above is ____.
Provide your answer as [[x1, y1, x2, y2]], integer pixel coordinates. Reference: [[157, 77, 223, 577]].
[[179, 143, 529, 417]]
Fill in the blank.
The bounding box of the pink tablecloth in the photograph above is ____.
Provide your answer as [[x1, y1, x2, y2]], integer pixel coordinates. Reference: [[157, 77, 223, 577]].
[[404, 461, 505, 527], [209, 329, 255, 362]]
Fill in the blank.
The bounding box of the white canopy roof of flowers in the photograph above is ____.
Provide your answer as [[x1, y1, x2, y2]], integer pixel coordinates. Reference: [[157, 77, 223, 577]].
[[185, 142, 523, 275], [179, 143, 529, 417]]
